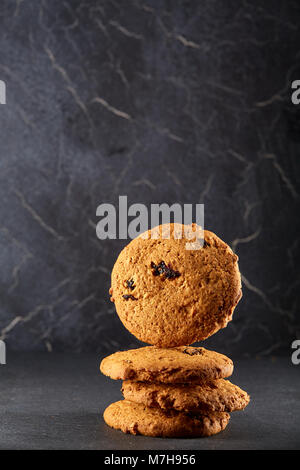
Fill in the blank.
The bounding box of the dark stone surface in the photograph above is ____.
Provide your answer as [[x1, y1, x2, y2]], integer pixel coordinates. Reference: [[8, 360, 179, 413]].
[[0, 353, 299, 450], [0, 1, 299, 355]]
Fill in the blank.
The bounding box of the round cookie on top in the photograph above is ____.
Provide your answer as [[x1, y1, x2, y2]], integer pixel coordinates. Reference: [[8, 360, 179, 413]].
[[109, 223, 242, 347]]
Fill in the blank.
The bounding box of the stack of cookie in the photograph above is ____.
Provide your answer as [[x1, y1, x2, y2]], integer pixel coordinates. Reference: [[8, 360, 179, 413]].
[[100, 224, 250, 437], [101, 345, 249, 437]]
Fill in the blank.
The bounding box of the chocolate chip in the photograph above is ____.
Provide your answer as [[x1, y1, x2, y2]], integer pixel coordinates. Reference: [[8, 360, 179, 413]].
[[182, 347, 204, 356], [122, 294, 137, 301], [151, 261, 161, 276], [125, 279, 135, 290], [151, 261, 180, 280]]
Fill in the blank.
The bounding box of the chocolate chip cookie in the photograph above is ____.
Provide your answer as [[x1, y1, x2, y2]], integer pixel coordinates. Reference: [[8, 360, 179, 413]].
[[103, 400, 230, 437], [122, 378, 250, 412], [109, 223, 242, 347], [100, 345, 233, 384]]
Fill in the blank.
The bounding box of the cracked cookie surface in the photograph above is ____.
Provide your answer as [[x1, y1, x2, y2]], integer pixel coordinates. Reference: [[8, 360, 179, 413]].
[[122, 378, 250, 412]]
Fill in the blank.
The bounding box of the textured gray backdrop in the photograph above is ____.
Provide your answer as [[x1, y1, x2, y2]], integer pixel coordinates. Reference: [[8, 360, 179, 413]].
[[0, 0, 299, 356]]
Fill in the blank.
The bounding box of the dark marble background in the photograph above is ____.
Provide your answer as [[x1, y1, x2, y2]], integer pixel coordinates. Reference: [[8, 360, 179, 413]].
[[0, 0, 299, 356]]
